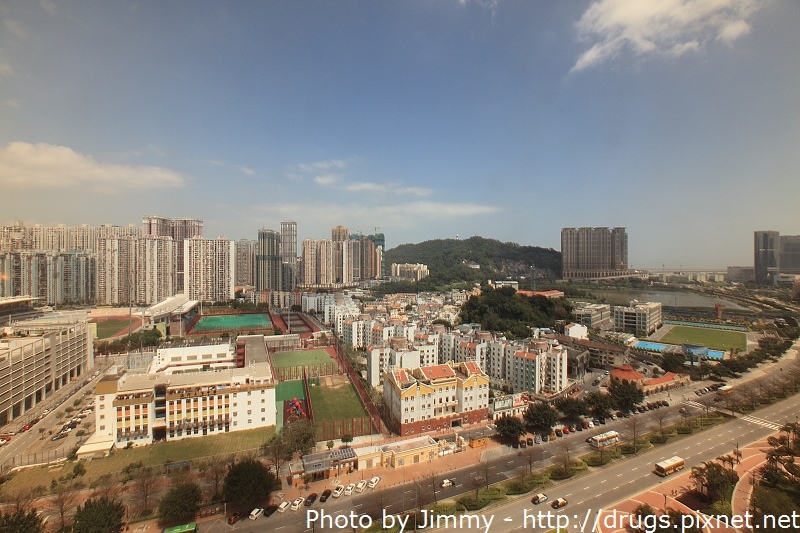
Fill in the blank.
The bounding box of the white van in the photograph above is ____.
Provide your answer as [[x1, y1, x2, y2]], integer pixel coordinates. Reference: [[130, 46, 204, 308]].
[[249, 508, 264, 520], [355, 480, 367, 493], [278, 501, 290, 513]]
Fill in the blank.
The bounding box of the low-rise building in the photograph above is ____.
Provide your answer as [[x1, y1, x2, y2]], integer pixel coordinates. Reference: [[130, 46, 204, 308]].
[[383, 361, 489, 437]]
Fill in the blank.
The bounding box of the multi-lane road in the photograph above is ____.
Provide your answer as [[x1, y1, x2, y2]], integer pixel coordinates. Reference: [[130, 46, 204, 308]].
[[204, 391, 798, 533]]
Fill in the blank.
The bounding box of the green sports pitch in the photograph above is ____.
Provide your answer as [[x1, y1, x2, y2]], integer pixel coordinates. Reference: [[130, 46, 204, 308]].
[[659, 325, 746, 352], [271, 349, 336, 369]]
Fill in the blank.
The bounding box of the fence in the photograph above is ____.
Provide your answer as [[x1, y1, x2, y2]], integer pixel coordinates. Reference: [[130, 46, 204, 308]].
[[336, 340, 386, 436]]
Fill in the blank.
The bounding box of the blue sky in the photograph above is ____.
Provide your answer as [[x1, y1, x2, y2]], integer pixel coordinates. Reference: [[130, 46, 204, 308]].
[[1, 0, 798, 269]]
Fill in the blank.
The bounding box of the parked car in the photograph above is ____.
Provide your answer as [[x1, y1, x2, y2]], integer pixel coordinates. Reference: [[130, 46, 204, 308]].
[[441, 479, 454, 488], [320, 489, 333, 502], [355, 480, 367, 493], [526, 437, 534, 446], [227, 512, 241, 524], [551, 498, 568, 509], [531, 493, 548, 504], [520, 440, 527, 448], [264, 505, 279, 517], [368, 476, 381, 489], [554, 429, 563, 437], [278, 501, 290, 513], [344, 483, 356, 496], [291, 497, 305, 511], [332, 485, 345, 498], [249, 508, 264, 520], [562, 426, 570, 435], [534, 435, 542, 444], [304, 493, 318, 507]]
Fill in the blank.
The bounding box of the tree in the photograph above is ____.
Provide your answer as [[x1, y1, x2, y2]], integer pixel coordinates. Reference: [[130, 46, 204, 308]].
[[555, 397, 588, 423], [223, 458, 280, 508], [341, 434, 353, 448], [50, 482, 79, 532], [0, 509, 44, 533], [649, 408, 670, 437], [132, 465, 159, 515], [495, 415, 526, 443], [608, 379, 644, 412], [261, 433, 291, 477], [159, 482, 203, 523], [72, 497, 125, 533], [523, 403, 559, 433], [202, 454, 232, 500], [624, 415, 643, 455], [690, 461, 738, 503], [553, 442, 573, 477], [584, 391, 615, 418], [281, 419, 317, 455]]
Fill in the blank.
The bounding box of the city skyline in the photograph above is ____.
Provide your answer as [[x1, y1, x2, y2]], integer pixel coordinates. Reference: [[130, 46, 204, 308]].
[[2, 1, 799, 269]]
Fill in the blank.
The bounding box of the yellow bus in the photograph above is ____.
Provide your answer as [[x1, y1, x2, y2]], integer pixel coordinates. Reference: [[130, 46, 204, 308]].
[[588, 430, 619, 448], [654, 456, 685, 476]]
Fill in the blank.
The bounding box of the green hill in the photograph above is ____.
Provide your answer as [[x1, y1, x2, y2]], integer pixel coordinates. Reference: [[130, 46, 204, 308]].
[[383, 236, 561, 286]]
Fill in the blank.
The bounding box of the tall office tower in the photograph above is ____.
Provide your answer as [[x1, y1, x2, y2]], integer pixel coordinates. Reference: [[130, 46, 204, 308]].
[[183, 236, 236, 302], [235, 239, 257, 286], [301, 239, 318, 286], [366, 232, 385, 278], [256, 229, 282, 292], [142, 215, 203, 292], [359, 236, 379, 280], [316, 240, 336, 286], [280, 220, 298, 290], [136, 237, 176, 305], [331, 225, 349, 242], [97, 236, 137, 305], [330, 226, 349, 283], [754, 230, 780, 285], [561, 227, 629, 279], [779, 235, 800, 275]]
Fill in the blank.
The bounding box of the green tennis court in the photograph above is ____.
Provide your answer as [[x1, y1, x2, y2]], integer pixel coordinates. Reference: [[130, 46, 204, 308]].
[[190, 313, 272, 334]]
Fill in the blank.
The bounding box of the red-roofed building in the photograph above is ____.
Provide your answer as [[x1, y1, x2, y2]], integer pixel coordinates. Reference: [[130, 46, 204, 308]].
[[383, 361, 490, 437], [610, 365, 691, 396]]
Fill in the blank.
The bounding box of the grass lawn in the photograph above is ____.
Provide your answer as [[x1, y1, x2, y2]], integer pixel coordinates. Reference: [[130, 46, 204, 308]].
[[272, 349, 337, 369], [3, 425, 275, 495], [94, 319, 132, 339], [308, 376, 367, 421], [660, 325, 746, 352]]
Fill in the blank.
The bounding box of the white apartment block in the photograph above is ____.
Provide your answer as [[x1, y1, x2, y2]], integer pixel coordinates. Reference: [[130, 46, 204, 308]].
[[183, 236, 236, 302], [391, 263, 430, 282], [97, 236, 176, 306], [0, 251, 96, 305], [511, 339, 570, 395], [94, 335, 276, 448], [572, 302, 613, 330], [0, 319, 94, 425], [613, 301, 663, 337]]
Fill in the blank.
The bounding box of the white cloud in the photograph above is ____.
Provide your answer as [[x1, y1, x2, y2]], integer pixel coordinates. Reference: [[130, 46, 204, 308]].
[[0, 142, 186, 192], [314, 174, 341, 186], [572, 0, 759, 72], [239, 166, 255, 176], [298, 159, 347, 173]]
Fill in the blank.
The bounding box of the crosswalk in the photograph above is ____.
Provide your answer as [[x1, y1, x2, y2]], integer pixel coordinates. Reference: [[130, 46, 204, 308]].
[[683, 400, 715, 411], [682, 400, 782, 430], [738, 414, 783, 431]]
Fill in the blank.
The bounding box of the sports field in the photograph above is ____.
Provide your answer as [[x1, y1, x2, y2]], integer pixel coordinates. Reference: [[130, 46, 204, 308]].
[[308, 375, 368, 421], [660, 325, 746, 352], [271, 349, 337, 369], [190, 313, 271, 334]]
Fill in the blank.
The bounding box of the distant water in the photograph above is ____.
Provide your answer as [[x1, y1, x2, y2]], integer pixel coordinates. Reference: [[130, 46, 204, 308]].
[[587, 289, 748, 310]]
